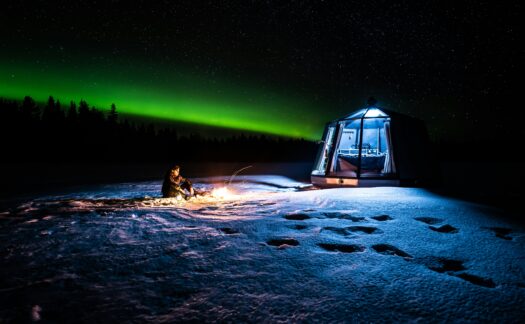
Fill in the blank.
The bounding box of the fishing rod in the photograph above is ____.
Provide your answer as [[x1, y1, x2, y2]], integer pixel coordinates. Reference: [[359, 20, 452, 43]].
[[227, 165, 253, 186]]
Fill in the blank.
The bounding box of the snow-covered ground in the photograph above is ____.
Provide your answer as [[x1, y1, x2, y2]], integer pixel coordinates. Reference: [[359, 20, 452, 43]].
[[1, 175, 524, 322]]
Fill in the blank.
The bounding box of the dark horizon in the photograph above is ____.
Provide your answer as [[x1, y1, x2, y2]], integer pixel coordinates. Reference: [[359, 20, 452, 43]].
[[2, 93, 519, 164], [0, 95, 318, 164], [0, 94, 315, 140]]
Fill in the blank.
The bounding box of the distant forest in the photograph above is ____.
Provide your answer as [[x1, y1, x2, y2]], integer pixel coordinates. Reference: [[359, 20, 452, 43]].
[[0, 96, 318, 163]]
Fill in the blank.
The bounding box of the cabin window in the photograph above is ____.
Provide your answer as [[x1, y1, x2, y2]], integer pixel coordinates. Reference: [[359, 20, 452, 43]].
[[331, 117, 395, 178], [359, 118, 396, 177], [330, 120, 361, 177]]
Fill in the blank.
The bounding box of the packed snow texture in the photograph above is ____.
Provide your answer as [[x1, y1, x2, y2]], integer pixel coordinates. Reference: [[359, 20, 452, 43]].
[[1, 175, 524, 322]]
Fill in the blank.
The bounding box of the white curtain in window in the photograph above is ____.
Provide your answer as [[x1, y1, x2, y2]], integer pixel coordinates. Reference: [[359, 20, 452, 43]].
[[383, 121, 396, 174]]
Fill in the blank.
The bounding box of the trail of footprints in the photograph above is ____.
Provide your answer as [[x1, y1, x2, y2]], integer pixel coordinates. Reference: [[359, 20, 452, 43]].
[[417, 256, 496, 288], [414, 217, 459, 233], [412, 218, 517, 240], [216, 209, 515, 288], [274, 210, 507, 289], [321, 226, 383, 236]]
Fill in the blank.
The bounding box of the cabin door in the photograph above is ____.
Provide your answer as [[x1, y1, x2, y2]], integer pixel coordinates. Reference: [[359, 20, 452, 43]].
[[312, 126, 336, 175]]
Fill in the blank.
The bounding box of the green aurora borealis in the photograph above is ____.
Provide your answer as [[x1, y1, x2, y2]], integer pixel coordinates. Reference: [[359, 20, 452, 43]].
[[0, 59, 323, 140]]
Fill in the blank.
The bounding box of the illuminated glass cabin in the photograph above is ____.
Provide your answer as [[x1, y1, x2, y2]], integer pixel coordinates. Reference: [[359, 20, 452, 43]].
[[311, 98, 433, 187]]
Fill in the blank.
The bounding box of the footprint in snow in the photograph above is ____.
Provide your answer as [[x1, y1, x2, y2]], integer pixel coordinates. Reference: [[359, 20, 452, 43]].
[[321, 226, 382, 236], [483, 227, 514, 240], [429, 224, 458, 234], [219, 227, 239, 235], [288, 224, 309, 230], [455, 273, 496, 288], [371, 215, 393, 221], [320, 212, 366, 222], [372, 244, 412, 259], [321, 227, 353, 236], [414, 217, 444, 225], [283, 213, 311, 221], [421, 257, 466, 273], [419, 256, 496, 288], [284, 212, 366, 222], [317, 243, 365, 253], [347, 226, 383, 234], [267, 238, 299, 248]]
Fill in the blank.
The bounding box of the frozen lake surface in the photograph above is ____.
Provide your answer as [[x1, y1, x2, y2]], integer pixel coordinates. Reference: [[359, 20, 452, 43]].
[[1, 175, 524, 322]]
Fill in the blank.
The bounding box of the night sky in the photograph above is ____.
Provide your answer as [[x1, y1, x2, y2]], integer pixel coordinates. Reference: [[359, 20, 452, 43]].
[[0, 1, 521, 141]]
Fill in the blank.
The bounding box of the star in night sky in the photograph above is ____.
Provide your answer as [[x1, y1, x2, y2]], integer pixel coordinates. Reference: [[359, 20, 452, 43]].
[[0, 0, 521, 141]]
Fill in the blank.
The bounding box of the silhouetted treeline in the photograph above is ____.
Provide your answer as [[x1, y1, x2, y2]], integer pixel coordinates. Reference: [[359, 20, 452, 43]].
[[0, 96, 317, 163]]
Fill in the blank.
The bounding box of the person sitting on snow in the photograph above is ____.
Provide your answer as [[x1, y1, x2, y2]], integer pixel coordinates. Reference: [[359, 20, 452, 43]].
[[162, 165, 194, 199]]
